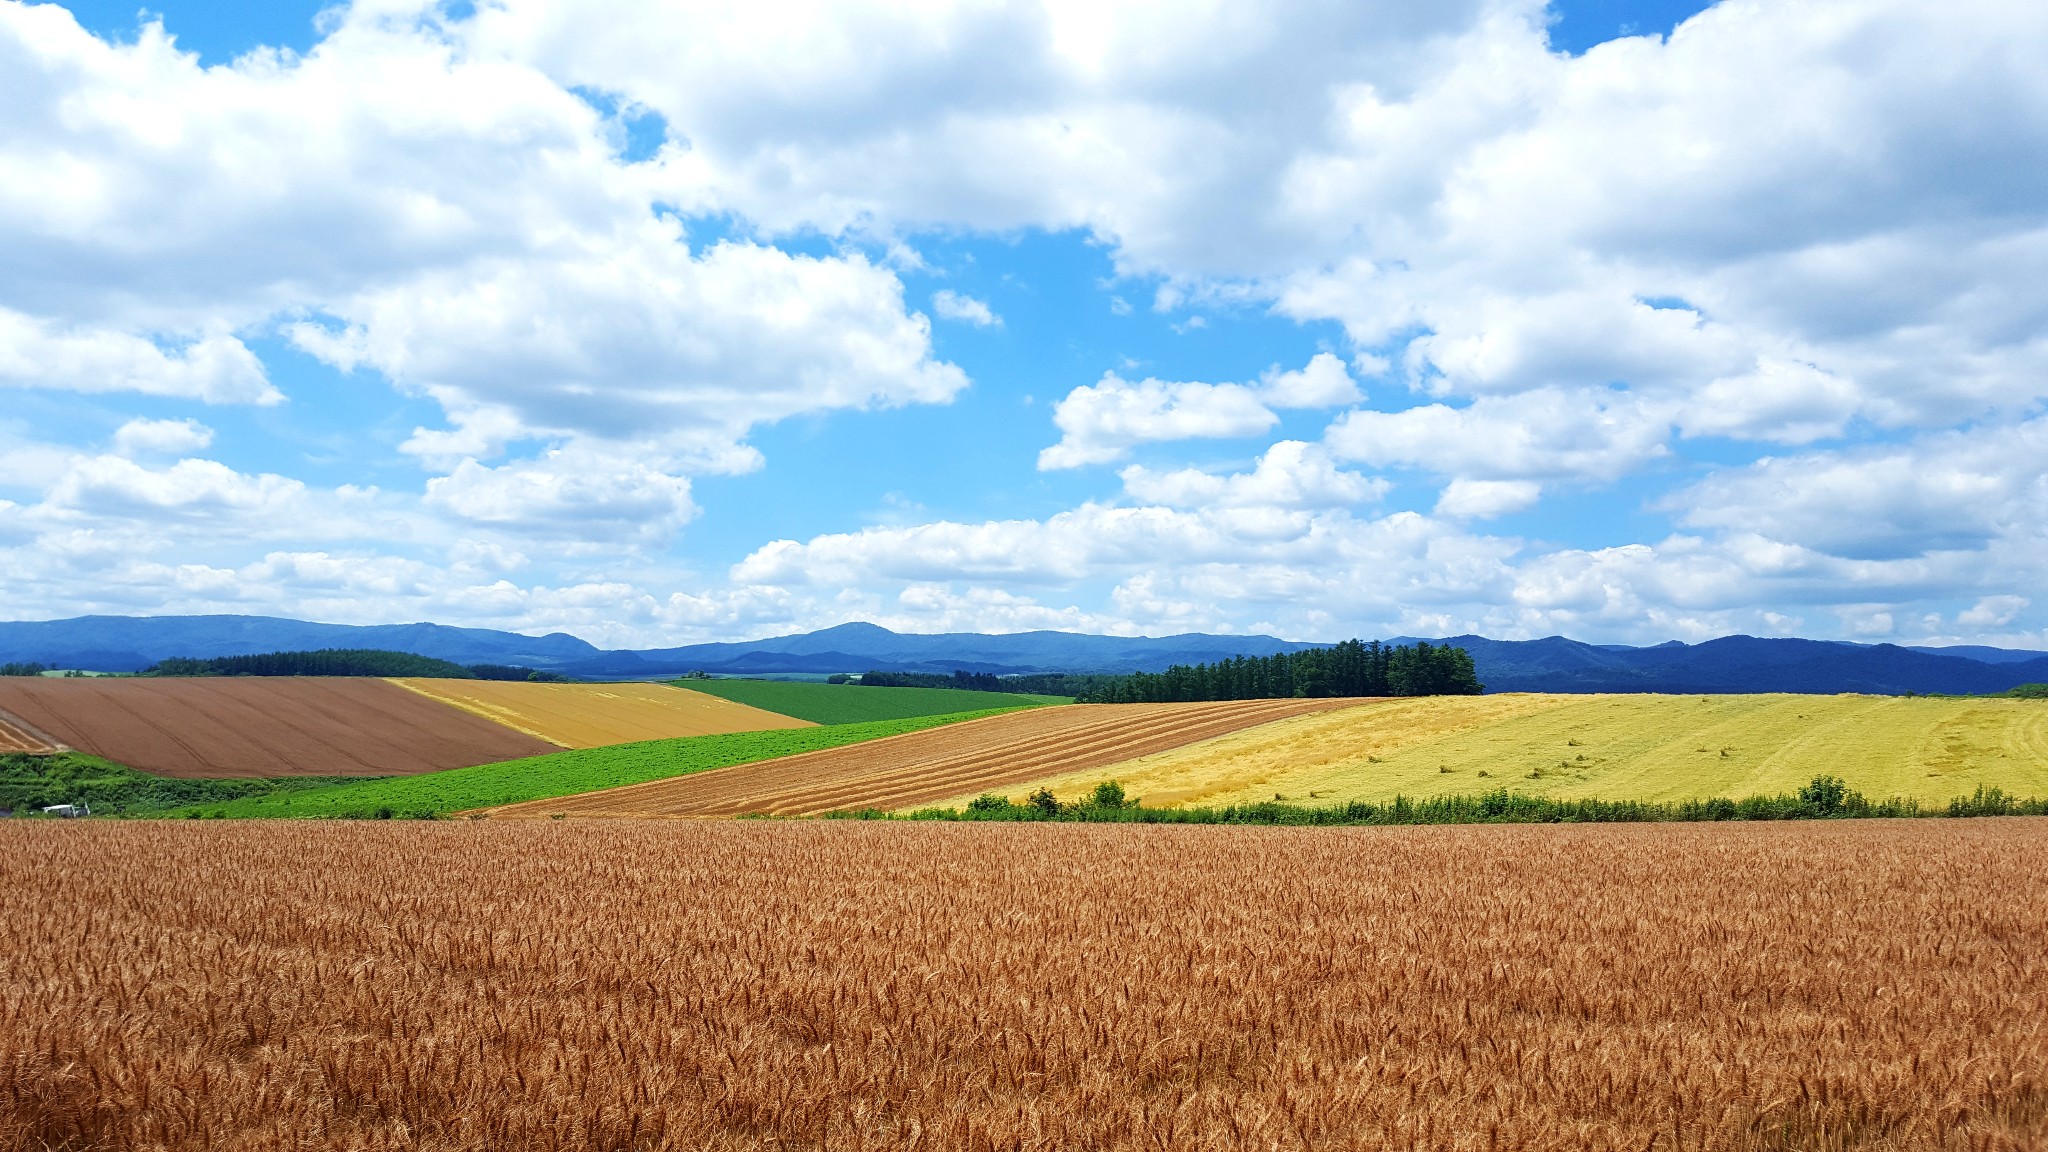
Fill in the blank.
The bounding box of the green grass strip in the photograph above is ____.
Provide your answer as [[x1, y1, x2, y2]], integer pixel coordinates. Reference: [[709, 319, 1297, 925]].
[[670, 678, 1069, 725], [160, 707, 1024, 819], [2, 751, 361, 816]]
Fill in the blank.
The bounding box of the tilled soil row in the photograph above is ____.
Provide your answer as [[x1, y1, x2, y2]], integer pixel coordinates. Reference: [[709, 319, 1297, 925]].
[[0, 677, 555, 777], [0, 708, 63, 755], [487, 699, 1373, 818]]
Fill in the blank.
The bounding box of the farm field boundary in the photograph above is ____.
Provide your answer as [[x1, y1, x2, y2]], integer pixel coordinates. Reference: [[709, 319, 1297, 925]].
[[388, 679, 812, 748], [490, 698, 1370, 819], [4, 819, 2042, 1150], [996, 691, 2048, 810], [0, 707, 63, 755], [0, 676, 554, 778], [671, 678, 1070, 725], [174, 708, 1022, 818]]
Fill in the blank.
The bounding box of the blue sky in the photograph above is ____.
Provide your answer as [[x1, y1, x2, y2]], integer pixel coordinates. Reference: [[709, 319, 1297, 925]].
[[2, 0, 2044, 648]]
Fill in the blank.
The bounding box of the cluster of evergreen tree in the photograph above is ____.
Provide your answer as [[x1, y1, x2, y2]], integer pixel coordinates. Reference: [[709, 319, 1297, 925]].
[[0, 662, 51, 677], [142, 649, 528, 679], [846, 669, 1105, 696], [1076, 639, 1482, 703]]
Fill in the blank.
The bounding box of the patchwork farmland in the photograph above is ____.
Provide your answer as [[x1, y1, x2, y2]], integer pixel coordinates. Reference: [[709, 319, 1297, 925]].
[[0, 677, 553, 777], [3, 819, 2043, 1151], [488, 698, 1366, 818], [389, 678, 813, 747], [983, 692, 2048, 811]]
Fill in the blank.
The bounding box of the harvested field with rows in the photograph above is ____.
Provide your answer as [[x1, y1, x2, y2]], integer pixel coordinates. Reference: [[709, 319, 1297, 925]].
[[0, 677, 553, 777], [2, 819, 2043, 1151], [0, 710, 59, 755], [389, 679, 813, 748], [488, 698, 1364, 817], [994, 692, 2048, 810]]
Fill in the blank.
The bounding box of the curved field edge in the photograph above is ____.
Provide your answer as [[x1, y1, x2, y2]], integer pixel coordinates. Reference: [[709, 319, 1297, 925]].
[[162, 708, 1026, 819], [957, 693, 2048, 811], [669, 679, 1071, 725]]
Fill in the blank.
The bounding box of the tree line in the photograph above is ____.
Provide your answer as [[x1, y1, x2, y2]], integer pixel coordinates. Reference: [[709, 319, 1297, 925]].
[[1075, 639, 1482, 703], [143, 649, 569, 680]]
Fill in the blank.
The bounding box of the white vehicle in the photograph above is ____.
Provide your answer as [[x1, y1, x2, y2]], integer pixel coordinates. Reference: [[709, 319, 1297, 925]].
[[39, 802, 90, 818]]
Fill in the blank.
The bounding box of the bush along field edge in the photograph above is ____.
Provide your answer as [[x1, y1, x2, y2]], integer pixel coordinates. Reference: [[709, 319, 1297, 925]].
[[0, 751, 373, 817], [833, 775, 2048, 825], [153, 706, 1030, 820]]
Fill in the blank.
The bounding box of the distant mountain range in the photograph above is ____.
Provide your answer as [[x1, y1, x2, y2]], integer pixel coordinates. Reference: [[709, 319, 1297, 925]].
[[3, 614, 2046, 695]]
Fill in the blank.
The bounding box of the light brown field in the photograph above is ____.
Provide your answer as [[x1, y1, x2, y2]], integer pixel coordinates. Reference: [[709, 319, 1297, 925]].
[[0, 708, 61, 755], [0, 677, 552, 777], [3, 819, 2043, 1151], [388, 679, 813, 748], [487, 698, 1365, 817], [995, 692, 2048, 810]]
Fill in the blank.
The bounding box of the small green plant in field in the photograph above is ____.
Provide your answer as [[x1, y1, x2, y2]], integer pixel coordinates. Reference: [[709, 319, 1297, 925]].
[[1798, 774, 1850, 816], [1089, 780, 1129, 809]]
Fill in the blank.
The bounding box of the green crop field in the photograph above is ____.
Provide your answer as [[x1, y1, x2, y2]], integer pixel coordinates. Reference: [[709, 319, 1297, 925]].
[[164, 708, 1019, 819], [670, 679, 1069, 725], [990, 693, 2048, 810]]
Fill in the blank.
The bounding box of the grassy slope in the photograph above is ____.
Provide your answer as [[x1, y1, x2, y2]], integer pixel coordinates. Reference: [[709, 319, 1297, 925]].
[[961, 693, 2048, 810], [1, 752, 363, 816], [168, 708, 1022, 818], [671, 679, 1070, 725]]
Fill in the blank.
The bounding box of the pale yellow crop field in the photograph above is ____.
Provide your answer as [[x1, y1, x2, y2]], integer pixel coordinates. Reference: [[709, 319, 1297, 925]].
[[387, 680, 813, 749], [942, 693, 2048, 809]]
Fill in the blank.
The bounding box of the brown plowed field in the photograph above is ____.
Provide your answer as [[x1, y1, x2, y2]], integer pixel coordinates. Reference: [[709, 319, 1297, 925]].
[[0, 707, 62, 754], [387, 679, 812, 748], [490, 698, 1371, 818], [0, 677, 554, 777]]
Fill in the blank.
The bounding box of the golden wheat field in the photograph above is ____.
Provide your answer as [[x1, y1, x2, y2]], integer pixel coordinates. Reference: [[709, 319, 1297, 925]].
[[3, 820, 2044, 1151], [387, 679, 813, 748], [983, 693, 2048, 810]]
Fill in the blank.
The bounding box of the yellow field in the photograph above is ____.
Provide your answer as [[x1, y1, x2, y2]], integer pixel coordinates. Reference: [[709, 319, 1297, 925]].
[[388, 679, 813, 748], [947, 693, 2048, 809]]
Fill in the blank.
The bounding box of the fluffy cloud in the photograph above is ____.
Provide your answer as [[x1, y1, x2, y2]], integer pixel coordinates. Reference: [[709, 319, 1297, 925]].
[[424, 446, 697, 545], [1259, 352, 1362, 408], [1434, 479, 1541, 520], [1673, 418, 2048, 562], [0, 311, 275, 403], [1119, 441, 1386, 510], [930, 289, 1000, 327], [1039, 373, 1276, 469], [3, 1, 967, 483], [1324, 388, 1669, 483], [1040, 354, 1361, 469], [292, 231, 966, 465], [111, 417, 214, 456]]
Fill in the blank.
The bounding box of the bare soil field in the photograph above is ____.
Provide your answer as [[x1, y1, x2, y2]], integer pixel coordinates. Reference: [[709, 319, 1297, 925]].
[[490, 698, 1365, 817], [2, 819, 2042, 1151], [388, 679, 813, 748], [0, 677, 553, 777], [0, 709, 60, 755]]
